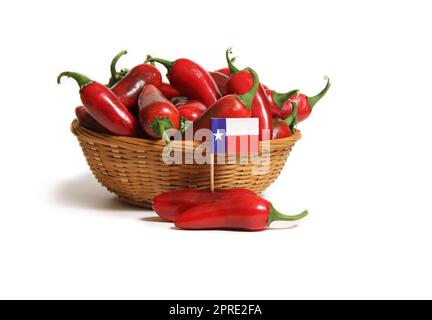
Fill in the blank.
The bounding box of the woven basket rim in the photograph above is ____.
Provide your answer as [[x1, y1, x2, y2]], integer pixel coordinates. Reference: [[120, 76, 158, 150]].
[[70, 119, 301, 150]]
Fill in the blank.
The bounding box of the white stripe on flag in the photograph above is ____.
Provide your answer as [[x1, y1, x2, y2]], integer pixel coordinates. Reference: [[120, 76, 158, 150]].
[[226, 118, 259, 136]]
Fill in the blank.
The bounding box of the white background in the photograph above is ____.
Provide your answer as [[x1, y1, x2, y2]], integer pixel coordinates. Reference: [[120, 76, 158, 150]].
[[0, 0, 431, 300]]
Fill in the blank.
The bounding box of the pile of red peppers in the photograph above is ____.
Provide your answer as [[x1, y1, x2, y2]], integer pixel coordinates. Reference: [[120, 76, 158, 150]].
[[59, 49, 329, 231], [58, 48, 331, 141]]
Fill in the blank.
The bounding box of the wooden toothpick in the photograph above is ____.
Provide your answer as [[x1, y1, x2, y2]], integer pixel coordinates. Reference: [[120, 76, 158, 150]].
[[210, 153, 215, 192]]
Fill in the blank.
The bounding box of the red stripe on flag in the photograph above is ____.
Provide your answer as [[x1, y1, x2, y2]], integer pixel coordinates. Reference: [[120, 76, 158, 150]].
[[226, 135, 259, 155], [249, 135, 259, 155]]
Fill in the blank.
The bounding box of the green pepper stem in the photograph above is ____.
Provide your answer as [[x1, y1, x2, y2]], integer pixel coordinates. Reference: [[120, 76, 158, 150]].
[[308, 76, 331, 109], [226, 47, 239, 73], [236, 67, 260, 111], [161, 126, 173, 154], [267, 205, 308, 226], [57, 72, 94, 88], [110, 50, 127, 81], [287, 101, 298, 134], [145, 55, 156, 66], [272, 89, 299, 110], [145, 56, 174, 71], [151, 117, 174, 152], [284, 101, 298, 126]]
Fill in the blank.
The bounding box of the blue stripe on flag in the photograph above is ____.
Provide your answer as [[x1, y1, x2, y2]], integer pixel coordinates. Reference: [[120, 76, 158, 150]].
[[211, 118, 226, 154]]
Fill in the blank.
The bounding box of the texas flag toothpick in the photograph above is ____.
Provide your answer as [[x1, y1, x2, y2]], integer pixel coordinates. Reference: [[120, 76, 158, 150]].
[[210, 118, 260, 191]]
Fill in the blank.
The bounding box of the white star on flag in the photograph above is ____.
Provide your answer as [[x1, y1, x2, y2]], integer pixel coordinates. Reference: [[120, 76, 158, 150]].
[[211, 118, 259, 155], [213, 129, 224, 141]]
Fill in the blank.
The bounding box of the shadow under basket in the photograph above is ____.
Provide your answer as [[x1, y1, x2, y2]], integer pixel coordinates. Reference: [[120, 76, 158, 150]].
[[71, 120, 301, 208]]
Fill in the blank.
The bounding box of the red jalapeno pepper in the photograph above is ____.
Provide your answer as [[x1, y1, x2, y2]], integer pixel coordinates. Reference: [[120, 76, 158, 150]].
[[225, 49, 272, 141], [111, 61, 162, 111], [268, 77, 331, 122], [210, 71, 230, 96], [75, 106, 109, 134], [175, 197, 308, 231], [159, 82, 181, 100], [146, 55, 220, 108], [75, 50, 132, 133], [191, 68, 259, 135], [58, 72, 139, 137], [138, 84, 180, 143], [153, 188, 257, 222]]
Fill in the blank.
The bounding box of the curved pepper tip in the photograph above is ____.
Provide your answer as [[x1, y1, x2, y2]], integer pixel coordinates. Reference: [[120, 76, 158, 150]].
[[308, 76, 331, 109], [267, 205, 309, 226], [226, 47, 240, 73], [57, 71, 70, 85], [144, 54, 152, 63]]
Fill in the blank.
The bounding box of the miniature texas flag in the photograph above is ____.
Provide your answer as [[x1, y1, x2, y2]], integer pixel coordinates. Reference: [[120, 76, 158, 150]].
[[211, 118, 259, 155]]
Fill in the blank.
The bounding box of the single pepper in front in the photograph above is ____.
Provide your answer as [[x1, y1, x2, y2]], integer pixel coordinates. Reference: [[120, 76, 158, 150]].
[[153, 188, 257, 222], [57, 72, 139, 137], [175, 197, 308, 231]]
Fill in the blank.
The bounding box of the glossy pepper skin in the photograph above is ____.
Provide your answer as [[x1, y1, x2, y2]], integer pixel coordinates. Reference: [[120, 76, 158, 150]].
[[138, 84, 180, 141], [176, 100, 207, 122], [175, 197, 308, 231], [210, 71, 230, 96], [272, 118, 291, 139], [58, 72, 138, 137], [75, 106, 109, 134], [75, 51, 131, 133], [159, 82, 181, 100], [111, 63, 162, 111], [225, 49, 272, 140], [146, 56, 220, 108], [268, 77, 331, 122], [191, 68, 259, 136], [153, 188, 257, 222]]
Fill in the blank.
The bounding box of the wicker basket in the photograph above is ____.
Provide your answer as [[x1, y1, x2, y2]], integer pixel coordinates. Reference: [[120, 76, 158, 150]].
[[71, 119, 301, 208]]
